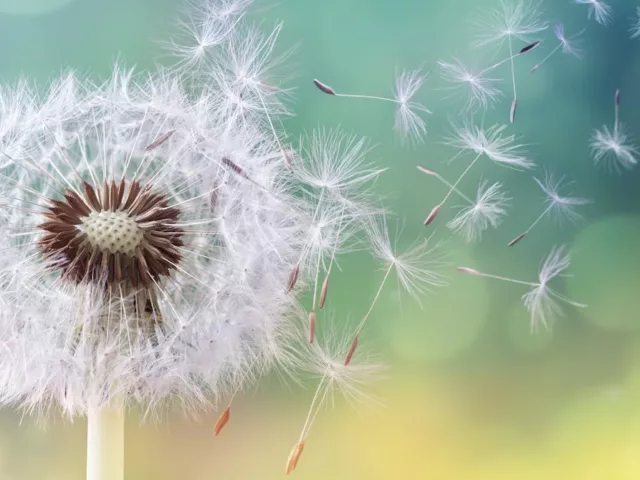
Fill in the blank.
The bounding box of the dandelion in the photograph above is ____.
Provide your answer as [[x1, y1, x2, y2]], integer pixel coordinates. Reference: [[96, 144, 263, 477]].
[[0, 3, 403, 475], [458, 246, 586, 331], [0, 62, 324, 477], [438, 40, 540, 112], [631, 7, 640, 39], [423, 122, 532, 226], [531, 23, 584, 72], [472, 0, 547, 122], [590, 89, 638, 172], [574, 0, 613, 26], [508, 172, 590, 246], [313, 68, 430, 143]]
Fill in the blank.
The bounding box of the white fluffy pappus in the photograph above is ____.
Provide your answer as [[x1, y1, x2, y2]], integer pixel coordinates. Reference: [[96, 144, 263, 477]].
[[0, 64, 326, 418]]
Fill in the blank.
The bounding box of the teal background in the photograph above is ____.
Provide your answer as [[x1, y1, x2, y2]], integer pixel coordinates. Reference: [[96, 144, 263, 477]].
[[1, 0, 640, 479]]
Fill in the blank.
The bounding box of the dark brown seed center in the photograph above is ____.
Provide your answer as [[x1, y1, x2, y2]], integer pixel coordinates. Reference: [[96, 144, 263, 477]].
[[38, 178, 184, 288]]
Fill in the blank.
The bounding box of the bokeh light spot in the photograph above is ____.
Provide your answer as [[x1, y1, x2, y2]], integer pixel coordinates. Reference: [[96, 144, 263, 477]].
[[505, 302, 554, 354], [567, 215, 640, 332], [387, 245, 488, 363]]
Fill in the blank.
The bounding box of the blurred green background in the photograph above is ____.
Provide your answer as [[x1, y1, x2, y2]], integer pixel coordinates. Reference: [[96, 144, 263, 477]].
[[1, 0, 640, 479]]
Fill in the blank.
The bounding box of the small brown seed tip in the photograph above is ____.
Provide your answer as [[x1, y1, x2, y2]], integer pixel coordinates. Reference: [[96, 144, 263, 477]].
[[213, 406, 231, 436], [286, 265, 300, 293], [344, 335, 359, 366], [319, 274, 329, 309], [313, 79, 336, 95], [285, 442, 305, 475], [308, 310, 317, 344], [519, 41, 540, 54], [423, 204, 441, 226], [509, 98, 517, 124], [508, 233, 526, 247]]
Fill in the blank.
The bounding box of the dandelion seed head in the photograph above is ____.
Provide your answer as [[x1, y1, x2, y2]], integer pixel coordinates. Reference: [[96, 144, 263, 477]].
[[590, 124, 639, 172], [447, 181, 510, 242], [392, 69, 430, 144], [305, 324, 384, 408], [553, 23, 583, 57], [631, 7, 640, 39], [473, 0, 547, 49], [446, 122, 534, 169], [367, 219, 448, 303], [522, 246, 584, 331], [574, 0, 613, 26], [437, 59, 503, 112], [534, 171, 590, 225]]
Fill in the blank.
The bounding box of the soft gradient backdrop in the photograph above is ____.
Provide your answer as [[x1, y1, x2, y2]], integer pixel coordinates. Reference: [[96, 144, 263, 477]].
[[1, 0, 639, 479]]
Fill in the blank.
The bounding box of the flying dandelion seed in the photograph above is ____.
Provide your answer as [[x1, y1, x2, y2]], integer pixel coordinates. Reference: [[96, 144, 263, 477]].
[[438, 40, 540, 112], [447, 181, 511, 242], [417, 166, 510, 242], [339, 218, 448, 365], [472, 0, 547, 123], [590, 89, 639, 172], [285, 325, 384, 474], [458, 246, 586, 332], [631, 7, 640, 38], [574, 0, 613, 26], [423, 121, 532, 226], [312, 68, 431, 144], [531, 23, 584, 72], [508, 171, 590, 247]]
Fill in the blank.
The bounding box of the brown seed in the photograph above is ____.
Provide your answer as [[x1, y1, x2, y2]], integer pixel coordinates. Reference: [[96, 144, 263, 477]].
[[213, 406, 231, 436], [344, 335, 359, 366], [508, 233, 526, 247], [519, 41, 540, 54], [318, 274, 329, 309], [285, 442, 305, 475], [286, 265, 300, 293], [145, 130, 175, 151], [423, 204, 441, 226], [312, 79, 335, 95], [308, 310, 317, 344]]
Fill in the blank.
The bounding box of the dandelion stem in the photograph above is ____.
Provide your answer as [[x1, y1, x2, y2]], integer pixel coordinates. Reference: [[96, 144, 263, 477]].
[[334, 93, 398, 104], [440, 152, 482, 206], [523, 202, 554, 235], [614, 89, 620, 133], [354, 262, 394, 337], [298, 374, 329, 442], [86, 404, 125, 480], [531, 43, 562, 72], [478, 51, 525, 76], [461, 269, 538, 287], [428, 171, 474, 204], [507, 37, 517, 103]]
